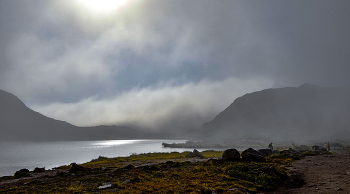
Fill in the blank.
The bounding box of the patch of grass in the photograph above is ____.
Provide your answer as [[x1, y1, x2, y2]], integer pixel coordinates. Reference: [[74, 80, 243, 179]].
[[55, 150, 225, 169], [224, 163, 287, 191]]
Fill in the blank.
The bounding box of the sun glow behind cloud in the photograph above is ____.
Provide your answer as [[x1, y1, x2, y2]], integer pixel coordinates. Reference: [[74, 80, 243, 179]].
[[76, 0, 130, 14]]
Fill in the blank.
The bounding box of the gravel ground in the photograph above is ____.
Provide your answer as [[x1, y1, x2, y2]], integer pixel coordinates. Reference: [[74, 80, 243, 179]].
[[269, 150, 350, 194]]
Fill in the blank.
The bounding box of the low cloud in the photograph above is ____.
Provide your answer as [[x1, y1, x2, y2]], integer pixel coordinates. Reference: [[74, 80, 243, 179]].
[[33, 77, 272, 131]]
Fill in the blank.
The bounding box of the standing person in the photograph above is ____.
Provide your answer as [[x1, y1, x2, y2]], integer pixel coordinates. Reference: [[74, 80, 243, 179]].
[[327, 142, 330, 151], [268, 142, 273, 151], [324, 142, 327, 150]]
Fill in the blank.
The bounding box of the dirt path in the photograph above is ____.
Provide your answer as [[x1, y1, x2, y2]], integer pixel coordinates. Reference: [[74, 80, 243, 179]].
[[270, 150, 350, 194]]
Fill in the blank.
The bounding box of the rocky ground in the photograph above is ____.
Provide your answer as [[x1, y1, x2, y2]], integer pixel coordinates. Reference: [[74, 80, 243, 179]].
[[1, 149, 349, 193], [0, 157, 210, 187], [269, 150, 350, 194]]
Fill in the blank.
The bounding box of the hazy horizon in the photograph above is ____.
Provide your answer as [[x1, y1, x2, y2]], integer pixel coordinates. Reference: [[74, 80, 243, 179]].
[[1, 0, 350, 133]]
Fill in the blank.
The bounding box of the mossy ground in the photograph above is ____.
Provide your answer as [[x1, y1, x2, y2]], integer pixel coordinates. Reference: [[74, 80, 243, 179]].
[[0, 150, 316, 194]]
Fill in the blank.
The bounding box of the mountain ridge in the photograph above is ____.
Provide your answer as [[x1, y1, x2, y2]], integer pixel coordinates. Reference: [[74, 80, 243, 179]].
[[0, 89, 165, 142], [189, 84, 350, 142]]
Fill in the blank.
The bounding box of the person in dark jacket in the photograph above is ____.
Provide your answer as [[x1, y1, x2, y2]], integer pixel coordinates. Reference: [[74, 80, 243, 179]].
[[268, 142, 273, 151]]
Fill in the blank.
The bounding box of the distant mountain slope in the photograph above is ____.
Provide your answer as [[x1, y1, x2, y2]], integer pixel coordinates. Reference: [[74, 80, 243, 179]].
[[0, 90, 162, 142], [192, 84, 350, 142]]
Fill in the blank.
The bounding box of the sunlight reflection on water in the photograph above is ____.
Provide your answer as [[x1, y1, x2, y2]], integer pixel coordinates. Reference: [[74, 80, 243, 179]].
[[91, 139, 141, 147]]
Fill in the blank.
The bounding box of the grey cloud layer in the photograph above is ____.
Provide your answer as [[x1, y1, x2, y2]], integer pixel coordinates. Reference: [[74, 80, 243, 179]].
[[33, 77, 272, 131], [1, 0, 350, 129]]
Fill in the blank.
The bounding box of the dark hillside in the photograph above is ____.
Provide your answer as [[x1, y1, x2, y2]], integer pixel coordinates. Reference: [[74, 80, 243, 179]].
[[0, 90, 160, 142], [192, 84, 350, 142]]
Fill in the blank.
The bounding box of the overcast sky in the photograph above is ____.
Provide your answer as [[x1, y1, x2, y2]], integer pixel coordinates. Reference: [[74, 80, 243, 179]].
[[1, 0, 350, 132]]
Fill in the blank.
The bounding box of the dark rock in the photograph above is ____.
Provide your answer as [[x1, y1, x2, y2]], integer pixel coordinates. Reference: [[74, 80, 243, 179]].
[[14, 169, 30, 178], [241, 148, 266, 162], [33, 167, 45, 173], [222, 149, 240, 161], [18, 168, 29, 173], [258, 149, 273, 157], [312, 145, 320, 151], [69, 163, 86, 172], [185, 149, 204, 158]]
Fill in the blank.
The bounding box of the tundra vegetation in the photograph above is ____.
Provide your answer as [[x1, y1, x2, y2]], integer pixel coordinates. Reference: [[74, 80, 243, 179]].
[[0, 148, 334, 193]]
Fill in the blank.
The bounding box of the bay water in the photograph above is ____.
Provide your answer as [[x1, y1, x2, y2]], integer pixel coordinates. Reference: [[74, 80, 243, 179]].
[[0, 139, 218, 177]]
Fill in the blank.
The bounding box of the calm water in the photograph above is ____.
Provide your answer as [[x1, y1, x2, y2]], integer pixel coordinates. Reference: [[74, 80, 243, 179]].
[[0, 139, 218, 177]]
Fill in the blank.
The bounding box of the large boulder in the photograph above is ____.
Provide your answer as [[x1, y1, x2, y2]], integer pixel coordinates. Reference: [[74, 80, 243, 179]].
[[14, 169, 30, 178], [258, 149, 273, 157], [222, 149, 240, 161], [312, 145, 320, 151], [241, 148, 265, 162], [33, 167, 45, 173], [185, 149, 204, 158], [69, 163, 86, 172]]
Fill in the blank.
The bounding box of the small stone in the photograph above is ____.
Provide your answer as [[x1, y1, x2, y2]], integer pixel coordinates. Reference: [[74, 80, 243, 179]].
[[316, 188, 319, 190], [335, 188, 343, 191], [99, 182, 112, 189]]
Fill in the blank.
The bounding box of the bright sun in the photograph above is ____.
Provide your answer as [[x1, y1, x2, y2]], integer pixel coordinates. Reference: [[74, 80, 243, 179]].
[[77, 0, 129, 12]]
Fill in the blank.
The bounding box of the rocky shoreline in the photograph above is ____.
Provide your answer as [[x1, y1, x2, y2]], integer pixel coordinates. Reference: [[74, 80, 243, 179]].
[[162, 139, 267, 149], [0, 146, 341, 193]]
